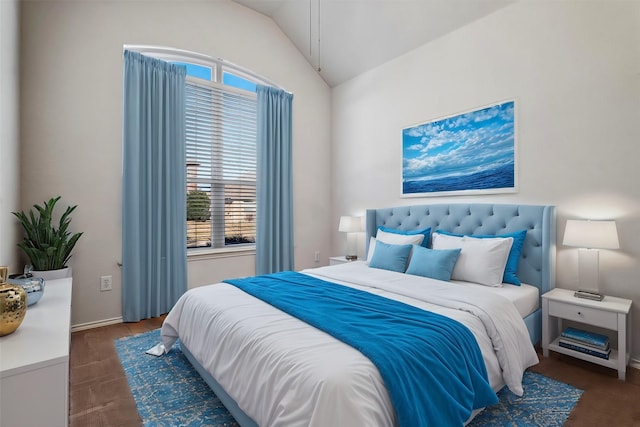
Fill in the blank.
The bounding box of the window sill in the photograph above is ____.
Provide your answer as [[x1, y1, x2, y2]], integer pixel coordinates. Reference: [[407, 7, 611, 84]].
[[187, 246, 256, 261]]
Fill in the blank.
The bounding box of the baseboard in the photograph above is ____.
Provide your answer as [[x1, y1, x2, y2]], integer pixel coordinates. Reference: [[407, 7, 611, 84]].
[[71, 316, 123, 332], [630, 357, 640, 370]]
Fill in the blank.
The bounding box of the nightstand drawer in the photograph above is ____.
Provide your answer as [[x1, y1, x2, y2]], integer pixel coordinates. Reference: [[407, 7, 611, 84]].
[[548, 300, 618, 330]]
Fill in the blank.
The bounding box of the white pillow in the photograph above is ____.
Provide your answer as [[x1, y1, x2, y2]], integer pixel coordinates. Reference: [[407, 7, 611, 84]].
[[377, 229, 425, 246], [367, 231, 425, 263], [431, 233, 513, 287], [367, 237, 377, 262]]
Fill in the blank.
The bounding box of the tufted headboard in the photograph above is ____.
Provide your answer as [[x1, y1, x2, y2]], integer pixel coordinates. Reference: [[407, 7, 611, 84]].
[[365, 203, 556, 295]]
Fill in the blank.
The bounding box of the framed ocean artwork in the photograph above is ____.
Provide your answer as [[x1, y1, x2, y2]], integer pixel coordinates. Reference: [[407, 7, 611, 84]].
[[402, 100, 517, 197]]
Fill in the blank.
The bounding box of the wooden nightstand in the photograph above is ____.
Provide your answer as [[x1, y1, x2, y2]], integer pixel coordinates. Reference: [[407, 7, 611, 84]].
[[541, 288, 632, 380], [329, 256, 361, 265]]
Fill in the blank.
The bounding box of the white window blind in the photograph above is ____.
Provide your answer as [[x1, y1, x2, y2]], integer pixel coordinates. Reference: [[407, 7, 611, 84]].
[[186, 78, 257, 249]]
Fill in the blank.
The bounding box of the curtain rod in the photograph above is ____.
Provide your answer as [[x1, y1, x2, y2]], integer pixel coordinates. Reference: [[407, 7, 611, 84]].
[[123, 44, 291, 94]]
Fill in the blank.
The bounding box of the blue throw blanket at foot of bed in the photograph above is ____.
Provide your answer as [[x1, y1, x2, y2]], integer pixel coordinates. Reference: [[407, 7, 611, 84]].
[[225, 271, 498, 427]]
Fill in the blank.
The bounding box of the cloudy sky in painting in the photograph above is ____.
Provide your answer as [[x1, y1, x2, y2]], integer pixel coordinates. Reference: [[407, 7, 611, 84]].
[[402, 101, 515, 182]]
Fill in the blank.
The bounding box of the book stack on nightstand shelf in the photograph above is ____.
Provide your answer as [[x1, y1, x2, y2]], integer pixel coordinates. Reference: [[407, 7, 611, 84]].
[[558, 327, 611, 359]]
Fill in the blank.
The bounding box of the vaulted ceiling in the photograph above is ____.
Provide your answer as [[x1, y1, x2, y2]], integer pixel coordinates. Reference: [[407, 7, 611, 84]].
[[233, 0, 514, 87]]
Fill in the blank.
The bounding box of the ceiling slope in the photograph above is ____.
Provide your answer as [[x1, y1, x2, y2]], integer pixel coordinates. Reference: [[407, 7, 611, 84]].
[[233, 0, 513, 87]]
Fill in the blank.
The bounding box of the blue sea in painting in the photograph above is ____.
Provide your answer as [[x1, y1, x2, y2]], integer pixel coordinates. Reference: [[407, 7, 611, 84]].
[[403, 162, 514, 194]]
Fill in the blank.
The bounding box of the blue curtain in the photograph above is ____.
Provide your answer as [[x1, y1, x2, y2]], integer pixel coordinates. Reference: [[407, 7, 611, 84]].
[[121, 50, 187, 322], [256, 85, 294, 275]]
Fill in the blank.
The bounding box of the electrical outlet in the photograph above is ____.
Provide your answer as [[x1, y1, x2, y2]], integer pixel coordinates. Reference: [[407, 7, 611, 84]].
[[100, 275, 112, 292], [314, 251, 320, 262]]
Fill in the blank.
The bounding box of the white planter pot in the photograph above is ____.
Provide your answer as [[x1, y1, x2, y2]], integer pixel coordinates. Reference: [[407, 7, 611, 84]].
[[31, 267, 71, 281]]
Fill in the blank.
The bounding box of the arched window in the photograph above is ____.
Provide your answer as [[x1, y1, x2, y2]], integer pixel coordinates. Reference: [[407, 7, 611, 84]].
[[126, 46, 276, 251]]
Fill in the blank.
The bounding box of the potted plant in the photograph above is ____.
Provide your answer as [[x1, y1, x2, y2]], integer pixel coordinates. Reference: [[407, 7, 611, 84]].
[[12, 196, 83, 280]]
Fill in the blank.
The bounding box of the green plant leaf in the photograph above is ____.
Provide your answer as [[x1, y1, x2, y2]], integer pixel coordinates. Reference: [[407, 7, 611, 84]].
[[12, 196, 82, 271]]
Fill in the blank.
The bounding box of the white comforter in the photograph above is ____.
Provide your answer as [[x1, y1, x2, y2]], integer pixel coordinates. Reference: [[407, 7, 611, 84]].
[[161, 262, 539, 427]]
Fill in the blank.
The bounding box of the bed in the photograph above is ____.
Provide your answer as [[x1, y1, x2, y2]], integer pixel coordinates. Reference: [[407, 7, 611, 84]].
[[160, 203, 556, 427]]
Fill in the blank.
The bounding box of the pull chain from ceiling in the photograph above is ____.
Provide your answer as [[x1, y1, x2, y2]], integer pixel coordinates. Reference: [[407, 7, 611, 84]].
[[316, 0, 321, 72], [309, 0, 321, 73]]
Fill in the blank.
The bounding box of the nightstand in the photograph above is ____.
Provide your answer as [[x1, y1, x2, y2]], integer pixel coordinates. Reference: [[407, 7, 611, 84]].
[[542, 288, 632, 380], [329, 256, 361, 265]]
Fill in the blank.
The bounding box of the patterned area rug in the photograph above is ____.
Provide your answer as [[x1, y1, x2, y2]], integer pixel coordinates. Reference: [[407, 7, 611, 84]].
[[468, 370, 584, 426], [116, 329, 583, 427], [115, 329, 239, 427]]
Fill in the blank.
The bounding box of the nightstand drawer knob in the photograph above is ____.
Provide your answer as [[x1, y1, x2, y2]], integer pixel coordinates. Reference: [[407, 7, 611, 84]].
[[548, 299, 618, 329]]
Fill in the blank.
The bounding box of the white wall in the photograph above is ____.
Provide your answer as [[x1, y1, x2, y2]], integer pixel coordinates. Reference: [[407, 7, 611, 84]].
[[0, 0, 20, 272], [19, 0, 332, 327], [331, 2, 640, 359]]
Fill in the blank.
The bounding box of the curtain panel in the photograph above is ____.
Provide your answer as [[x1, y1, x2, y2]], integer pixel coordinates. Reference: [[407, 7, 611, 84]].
[[122, 50, 187, 322], [256, 85, 294, 275]]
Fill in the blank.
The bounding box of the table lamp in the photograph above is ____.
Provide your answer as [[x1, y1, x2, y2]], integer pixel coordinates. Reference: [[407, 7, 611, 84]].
[[563, 219, 619, 300], [338, 216, 361, 261]]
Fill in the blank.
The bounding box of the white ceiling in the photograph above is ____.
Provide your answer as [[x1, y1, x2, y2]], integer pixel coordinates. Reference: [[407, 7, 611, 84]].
[[233, 0, 514, 87]]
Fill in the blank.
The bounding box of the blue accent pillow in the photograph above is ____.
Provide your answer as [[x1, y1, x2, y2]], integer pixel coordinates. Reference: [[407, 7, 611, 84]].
[[368, 240, 413, 273], [405, 245, 461, 281], [377, 226, 431, 247], [434, 229, 527, 285]]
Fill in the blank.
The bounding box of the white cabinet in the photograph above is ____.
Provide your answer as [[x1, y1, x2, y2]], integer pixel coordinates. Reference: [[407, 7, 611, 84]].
[[0, 278, 72, 427], [541, 288, 632, 380]]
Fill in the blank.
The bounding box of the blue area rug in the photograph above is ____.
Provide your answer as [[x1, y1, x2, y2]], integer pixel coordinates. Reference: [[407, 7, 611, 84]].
[[115, 329, 239, 427], [116, 329, 583, 427], [468, 369, 584, 427]]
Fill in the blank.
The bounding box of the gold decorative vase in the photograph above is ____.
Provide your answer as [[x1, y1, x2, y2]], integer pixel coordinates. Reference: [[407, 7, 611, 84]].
[[0, 266, 27, 336]]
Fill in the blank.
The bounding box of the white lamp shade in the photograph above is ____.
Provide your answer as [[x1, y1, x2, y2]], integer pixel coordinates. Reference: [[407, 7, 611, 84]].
[[563, 219, 619, 249], [338, 216, 361, 233]]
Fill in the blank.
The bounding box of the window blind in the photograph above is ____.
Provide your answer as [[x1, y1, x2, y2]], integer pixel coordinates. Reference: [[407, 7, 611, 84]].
[[185, 78, 257, 249]]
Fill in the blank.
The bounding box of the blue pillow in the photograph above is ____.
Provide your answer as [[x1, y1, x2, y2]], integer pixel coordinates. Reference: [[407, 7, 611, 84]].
[[377, 226, 431, 247], [434, 229, 527, 285], [405, 245, 461, 281], [368, 240, 413, 273]]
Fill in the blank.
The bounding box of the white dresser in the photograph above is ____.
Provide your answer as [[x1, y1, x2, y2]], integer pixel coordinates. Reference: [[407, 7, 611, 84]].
[[0, 277, 72, 427]]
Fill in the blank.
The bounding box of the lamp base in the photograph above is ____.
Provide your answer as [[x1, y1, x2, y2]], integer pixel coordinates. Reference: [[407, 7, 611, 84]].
[[574, 289, 604, 301], [345, 255, 358, 261]]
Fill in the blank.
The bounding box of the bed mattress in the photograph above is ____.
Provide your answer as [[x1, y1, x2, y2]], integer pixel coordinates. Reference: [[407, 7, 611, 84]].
[[449, 278, 539, 318], [161, 262, 539, 427]]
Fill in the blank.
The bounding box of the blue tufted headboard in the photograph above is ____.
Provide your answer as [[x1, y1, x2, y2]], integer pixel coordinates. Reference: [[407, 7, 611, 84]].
[[365, 203, 556, 295]]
